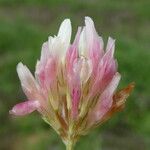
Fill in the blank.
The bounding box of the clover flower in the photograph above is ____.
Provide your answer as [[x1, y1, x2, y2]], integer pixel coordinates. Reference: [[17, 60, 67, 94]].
[[10, 17, 134, 150]]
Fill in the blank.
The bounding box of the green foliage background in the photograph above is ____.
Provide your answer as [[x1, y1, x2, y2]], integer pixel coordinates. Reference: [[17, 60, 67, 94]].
[[0, 0, 150, 149]]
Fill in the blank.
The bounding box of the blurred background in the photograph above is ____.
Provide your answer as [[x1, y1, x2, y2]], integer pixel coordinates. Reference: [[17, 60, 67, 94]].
[[0, 0, 150, 150]]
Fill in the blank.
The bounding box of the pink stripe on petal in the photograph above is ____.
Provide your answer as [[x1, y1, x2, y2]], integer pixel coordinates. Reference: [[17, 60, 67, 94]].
[[35, 42, 50, 85], [9, 100, 40, 116], [91, 73, 121, 122], [90, 37, 116, 92], [99, 60, 117, 91], [71, 87, 81, 118], [87, 73, 121, 127], [35, 62, 45, 88], [105, 37, 115, 58], [84, 17, 104, 79], [99, 73, 121, 112], [45, 57, 57, 88], [66, 27, 81, 76]]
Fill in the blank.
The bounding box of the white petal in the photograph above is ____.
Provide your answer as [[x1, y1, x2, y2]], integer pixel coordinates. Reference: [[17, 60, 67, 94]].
[[106, 37, 115, 57], [99, 36, 104, 51], [79, 17, 95, 57], [17, 63, 35, 87], [40, 42, 50, 63], [48, 36, 64, 57], [85, 16, 95, 42], [47, 19, 72, 61], [79, 27, 87, 57], [57, 18, 72, 50]]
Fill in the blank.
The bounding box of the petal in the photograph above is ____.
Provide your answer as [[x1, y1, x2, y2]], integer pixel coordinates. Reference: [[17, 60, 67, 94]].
[[99, 59, 118, 91], [48, 35, 66, 62], [91, 36, 117, 94], [35, 42, 50, 80], [98, 82, 135, 125], [97, 73, 121, 116], [84, 17, 104, 80], [45, 57, 57, 88], [57, 19, 72, 46], [100, 72, 121, 107], [85, 17, 104, 55], [35, 60, 45, 86], [66, 27, 81, 75], [71, 87, 81, 118], [91, 58, 117, 96], [48, 19, 72, 61], [17, 63, 37, 88], [106, 37, 115, 58], [79, 27, 87, 57], [40, 42, 50, 63], [73, 27, 82, 45], [84, 16, 96, 50], [57, 18, 72, 57], [73, 57, 92, 83], [48, 36, 63, 56], [9, 100, 40, 116], [88, 73, 121, 124], [17, 62, 39, 100]]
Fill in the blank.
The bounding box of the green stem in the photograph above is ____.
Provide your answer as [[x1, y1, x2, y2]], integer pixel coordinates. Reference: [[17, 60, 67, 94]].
[[66, 140, 74, 150]]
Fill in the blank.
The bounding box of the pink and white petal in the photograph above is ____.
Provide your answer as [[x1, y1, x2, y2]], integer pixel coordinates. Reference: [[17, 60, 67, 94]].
[[45, 57, 57, 88], [90, 45, 117, 95], [17, 63, 39, 99], [90, 58, 117, 96], [89, 73, 121, 125], [79, 17, 98, 57], [35, 42, 50, 83], [70, 64, 81, 118], [99, 72, 121, 110], [40, 42, 50, 64], [67, 58, 82, 118], [9, 100, 40, 116], [99, 59, 118, 92], [105, 37, 115, 58], [85, 17, 104, 54], [84, 17, 104, 77], [71, 86, 81, 118], [73, 57, 92, 83], [35, 60, 45, 87], [17, 63, 38, 88], [66, 27, 81, 75], [73, 27, 82, 45]]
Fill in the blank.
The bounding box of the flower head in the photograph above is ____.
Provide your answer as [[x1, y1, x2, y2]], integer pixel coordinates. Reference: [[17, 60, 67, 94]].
[[10, 17, 134, 147]]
